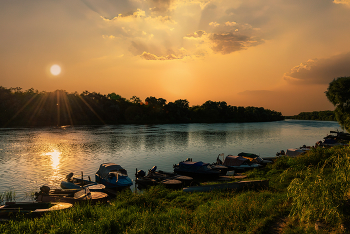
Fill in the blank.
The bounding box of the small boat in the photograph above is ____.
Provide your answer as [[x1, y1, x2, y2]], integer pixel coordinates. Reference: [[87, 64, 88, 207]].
[[216, 154, 261, 172], [183, 180, 269, 193], [60, 172, 105, 192], [0, 201, 73, 218], [237, 152, 272, 165], [173, 159, 225, 180], [95, 163, 133, 190], [35, 186, 108, 204], [135, 166, 194, 189]]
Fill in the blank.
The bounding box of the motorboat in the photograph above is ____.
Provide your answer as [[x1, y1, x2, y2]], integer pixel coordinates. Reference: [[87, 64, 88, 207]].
[[237, 152, 272, 165], [60, 172, 105, 192], [173, 159, 225, 180], [95, 163, 133, 189], [135, 166, 193, 189], [216, 154, 261, 172]]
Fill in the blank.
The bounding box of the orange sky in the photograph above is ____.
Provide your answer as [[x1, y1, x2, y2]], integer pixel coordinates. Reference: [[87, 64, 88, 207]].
[[1, 0, 350, 116]]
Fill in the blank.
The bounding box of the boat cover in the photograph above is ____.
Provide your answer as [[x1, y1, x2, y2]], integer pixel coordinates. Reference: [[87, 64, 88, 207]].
[[223, 156, 248, 166], [96, 163, 124, 179], [238, 152, 259, 158], [178, 161, 209, 171], [285, 149, 305, 157]]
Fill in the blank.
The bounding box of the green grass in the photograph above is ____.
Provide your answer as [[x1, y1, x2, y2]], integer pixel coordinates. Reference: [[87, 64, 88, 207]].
[[2, 146, 350, 233]]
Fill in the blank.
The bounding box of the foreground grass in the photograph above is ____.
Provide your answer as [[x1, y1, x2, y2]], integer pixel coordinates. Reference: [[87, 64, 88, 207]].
[[2, 146, 350, 233], [0, 188, 289, 234]]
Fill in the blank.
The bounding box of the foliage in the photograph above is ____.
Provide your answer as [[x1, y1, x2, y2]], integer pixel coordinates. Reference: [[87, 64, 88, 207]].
[[326, 76, 350, 131], [0, 86, 284, 127], [287, 110, 335, 121]]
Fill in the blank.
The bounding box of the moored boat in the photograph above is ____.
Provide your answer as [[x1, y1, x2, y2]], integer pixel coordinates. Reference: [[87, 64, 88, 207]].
[[35, 186, 108, 204], [183, 180, 269, 193], [216, 154, 261, 172], [0, 201, 73, 218], [237, 152, 272, 165], [60, 172, 105, 192], [173, 159, 225, 180], [136, 166, 193, 189], [95, 163, 133, 190]]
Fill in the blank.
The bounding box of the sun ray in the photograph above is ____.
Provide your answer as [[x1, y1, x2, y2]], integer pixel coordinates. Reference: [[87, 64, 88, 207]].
[[61, 91, 74, 126], [3, 93, 38, 127], [78, 95, 106, 125]]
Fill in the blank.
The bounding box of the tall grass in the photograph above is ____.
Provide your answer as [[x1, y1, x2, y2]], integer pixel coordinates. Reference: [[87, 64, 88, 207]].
[[287, 146, 350, 228]]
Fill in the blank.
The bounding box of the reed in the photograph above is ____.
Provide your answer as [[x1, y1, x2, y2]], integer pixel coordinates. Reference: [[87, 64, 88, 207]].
[[0, 191, 16, 205]]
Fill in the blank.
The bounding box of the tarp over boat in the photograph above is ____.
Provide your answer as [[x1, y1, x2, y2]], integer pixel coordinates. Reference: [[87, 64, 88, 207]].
[[96, 163, 124, 180], [285, 149, 305, 157], [178, 161, 209, 171], [223, 156, 249, 166]]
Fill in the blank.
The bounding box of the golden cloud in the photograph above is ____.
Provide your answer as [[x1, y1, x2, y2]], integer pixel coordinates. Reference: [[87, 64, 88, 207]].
[[333, 0, 350, 5], [140, 51, 182, 60]]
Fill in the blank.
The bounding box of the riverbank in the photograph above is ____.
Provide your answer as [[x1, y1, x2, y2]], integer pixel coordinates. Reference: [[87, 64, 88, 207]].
[[1, 146, 350, 233]]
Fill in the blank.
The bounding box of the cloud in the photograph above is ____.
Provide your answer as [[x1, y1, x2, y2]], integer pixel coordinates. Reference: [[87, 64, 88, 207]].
[[210, 32, 264, 54], [140, 51, 182, 60], [333, 0, 350, 6], [100, 9, 146, 21], [209, 22, 220, 27], [185, 30, 207, 38], [148, 0, 175, 14], [284, 52, 350, 84], [225, 21, 237, 26], [80, 0, 139, 19]]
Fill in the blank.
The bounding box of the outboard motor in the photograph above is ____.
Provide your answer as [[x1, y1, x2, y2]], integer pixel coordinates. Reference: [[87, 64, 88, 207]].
[[66, 172, 74, 181], [150, 166, 157, 172], [40, 185, 50, 194], [136, 170, 146, 178]]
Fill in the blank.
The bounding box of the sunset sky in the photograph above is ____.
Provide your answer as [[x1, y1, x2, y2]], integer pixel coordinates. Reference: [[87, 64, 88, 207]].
[[1, 0, 350, 116]]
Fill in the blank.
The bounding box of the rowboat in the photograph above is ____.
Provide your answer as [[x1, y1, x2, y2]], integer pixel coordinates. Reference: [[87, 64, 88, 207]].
[[60, 172, 105, 192], [135, 166, 193, 189], [0, 202, 72, 218], [35, 186, 108, 204], [183, 180, 269, 193]]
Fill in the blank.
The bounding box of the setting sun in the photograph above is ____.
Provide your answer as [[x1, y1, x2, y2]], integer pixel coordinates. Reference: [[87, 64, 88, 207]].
[[50, 64, 61, 76]]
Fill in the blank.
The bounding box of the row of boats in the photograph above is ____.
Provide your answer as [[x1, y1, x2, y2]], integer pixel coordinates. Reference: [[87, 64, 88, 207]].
[[0, 152, 272, 219]]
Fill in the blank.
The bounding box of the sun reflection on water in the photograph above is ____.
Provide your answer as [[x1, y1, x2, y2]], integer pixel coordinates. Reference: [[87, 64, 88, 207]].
[[45, 149, 61, 170]]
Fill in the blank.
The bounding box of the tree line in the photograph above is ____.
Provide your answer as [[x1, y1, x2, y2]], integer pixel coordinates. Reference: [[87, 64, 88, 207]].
[[286, 110, 335, 121], [0, 86, 284, 127]]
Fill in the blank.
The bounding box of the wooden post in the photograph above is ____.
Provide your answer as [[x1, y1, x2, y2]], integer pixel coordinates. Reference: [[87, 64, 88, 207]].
[[81, 171, 84, 186]]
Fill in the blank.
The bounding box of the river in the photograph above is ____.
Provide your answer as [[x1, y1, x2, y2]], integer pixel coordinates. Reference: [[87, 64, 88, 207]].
[[0, 119, 342, 200]]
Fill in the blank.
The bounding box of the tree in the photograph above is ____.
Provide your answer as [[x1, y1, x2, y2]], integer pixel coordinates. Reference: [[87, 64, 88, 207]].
[[325, 76, 350, 131]]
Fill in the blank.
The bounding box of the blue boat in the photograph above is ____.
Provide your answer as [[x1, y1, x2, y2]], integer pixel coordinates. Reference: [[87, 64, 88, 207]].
[[173, 160, 224, 180], [95, 163, 133, 189]]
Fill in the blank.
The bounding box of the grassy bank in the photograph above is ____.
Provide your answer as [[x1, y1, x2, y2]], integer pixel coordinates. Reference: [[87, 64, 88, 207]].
[[2, 146, 350, 233]]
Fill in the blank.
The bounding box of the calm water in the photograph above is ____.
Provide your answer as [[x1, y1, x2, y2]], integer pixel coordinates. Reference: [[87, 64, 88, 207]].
[[0, 119, 342, 200]]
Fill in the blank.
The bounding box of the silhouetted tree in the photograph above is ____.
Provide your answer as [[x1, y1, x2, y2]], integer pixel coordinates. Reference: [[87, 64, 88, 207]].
[[326, 76, 350, 130]]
